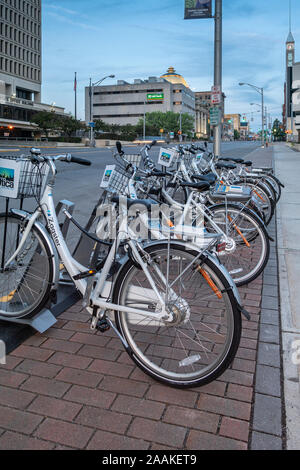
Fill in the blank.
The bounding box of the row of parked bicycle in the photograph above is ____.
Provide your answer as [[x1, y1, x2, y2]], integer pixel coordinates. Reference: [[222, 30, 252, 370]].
[[0, 142, 283, 388]]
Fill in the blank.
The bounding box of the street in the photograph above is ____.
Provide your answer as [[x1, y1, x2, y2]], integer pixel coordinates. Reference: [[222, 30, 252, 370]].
[[0, 141, 261, 241]]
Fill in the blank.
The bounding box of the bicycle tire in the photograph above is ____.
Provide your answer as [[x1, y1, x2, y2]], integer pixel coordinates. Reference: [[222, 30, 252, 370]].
[[0, 213, 54, 319], [233, 178, 275, 225], [205, 203, 270, 286], [113, 242, 241, 388]]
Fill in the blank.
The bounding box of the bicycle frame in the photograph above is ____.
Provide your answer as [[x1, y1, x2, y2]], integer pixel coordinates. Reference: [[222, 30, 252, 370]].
[[6, 171, 210, 324]]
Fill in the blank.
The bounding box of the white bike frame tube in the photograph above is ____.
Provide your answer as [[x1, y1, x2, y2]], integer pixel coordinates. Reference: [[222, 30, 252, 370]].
[[41, 184, 88, 295], [4, 210, 40, 268]]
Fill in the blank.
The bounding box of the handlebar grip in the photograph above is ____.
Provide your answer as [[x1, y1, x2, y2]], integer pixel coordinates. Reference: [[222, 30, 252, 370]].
[[150, 140, 157, 148], [70, 156, 91, 166], [116, 141, 124, 155]]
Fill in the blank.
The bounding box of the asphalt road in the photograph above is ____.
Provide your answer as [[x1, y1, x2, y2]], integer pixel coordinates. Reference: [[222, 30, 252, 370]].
[[0, 141, 260, 248]]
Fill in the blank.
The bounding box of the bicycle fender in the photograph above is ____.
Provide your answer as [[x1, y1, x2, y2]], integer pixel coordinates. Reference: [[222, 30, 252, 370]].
[[10, 208, 60, 291], [204, 252, 251, 321]]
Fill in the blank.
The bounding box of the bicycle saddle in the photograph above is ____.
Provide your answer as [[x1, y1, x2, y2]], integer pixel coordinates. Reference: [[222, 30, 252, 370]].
[[192, 173, 217, 185], [215, 162, 237, 170], [179, 181, 210, 192], [220, 157, 244, 164]]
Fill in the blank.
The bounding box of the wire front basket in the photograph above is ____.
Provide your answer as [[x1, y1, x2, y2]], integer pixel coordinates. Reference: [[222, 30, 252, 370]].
[[183, 153, 195, 167], [106, 166, 131, 195], [0, 155, 49, 200], [119, 154, 142, 169]]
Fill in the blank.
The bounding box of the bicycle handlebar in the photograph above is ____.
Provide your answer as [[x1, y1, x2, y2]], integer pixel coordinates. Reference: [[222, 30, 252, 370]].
[[68, 156, 91, 166], [19, 153, 92, 166]]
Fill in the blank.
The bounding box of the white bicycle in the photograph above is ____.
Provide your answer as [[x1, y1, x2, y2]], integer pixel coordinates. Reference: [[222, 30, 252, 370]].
[[0, 151, 248, 388]]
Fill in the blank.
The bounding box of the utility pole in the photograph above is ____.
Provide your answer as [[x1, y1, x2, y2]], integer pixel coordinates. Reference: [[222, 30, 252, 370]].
[[143, 99, 146, 141], [74, 72, 77, 121], [179, 111, 182, 142], [89, 77, 92, 143], [261, 89, 265, 147], [213, 0, 222, 157]]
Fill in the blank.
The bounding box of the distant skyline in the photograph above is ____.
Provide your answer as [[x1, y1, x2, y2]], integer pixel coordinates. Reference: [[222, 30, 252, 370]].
[[41, 0, 300, 131]]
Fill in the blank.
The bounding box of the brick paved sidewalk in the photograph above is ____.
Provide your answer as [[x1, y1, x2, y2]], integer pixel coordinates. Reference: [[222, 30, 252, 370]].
[[0, 145, 284, 450]]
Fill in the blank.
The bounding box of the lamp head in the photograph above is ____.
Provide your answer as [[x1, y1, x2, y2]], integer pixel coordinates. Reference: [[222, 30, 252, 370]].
[[239, 82, 245, 86]]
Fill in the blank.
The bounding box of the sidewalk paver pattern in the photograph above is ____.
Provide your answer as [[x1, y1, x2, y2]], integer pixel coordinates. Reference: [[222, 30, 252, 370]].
[[0, 146, 284, 450]]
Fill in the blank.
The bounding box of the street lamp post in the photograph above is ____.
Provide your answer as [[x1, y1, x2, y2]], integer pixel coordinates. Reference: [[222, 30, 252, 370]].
[[143, 99, 146, 141], [179, 111, 182, 142], [89, 74, 115, 146], [239, 82, 264, 147], [213, 0, 223, 157]]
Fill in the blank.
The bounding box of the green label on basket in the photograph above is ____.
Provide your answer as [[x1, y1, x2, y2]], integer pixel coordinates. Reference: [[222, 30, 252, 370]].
[[0, 158, 21, 199]]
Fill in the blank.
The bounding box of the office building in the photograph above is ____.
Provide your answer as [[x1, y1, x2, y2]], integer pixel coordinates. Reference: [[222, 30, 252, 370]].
[[224, 113, 241, 133], [85, 67, 195, 128], [0, 0, 64, 138], [195, 90, 226, 140]]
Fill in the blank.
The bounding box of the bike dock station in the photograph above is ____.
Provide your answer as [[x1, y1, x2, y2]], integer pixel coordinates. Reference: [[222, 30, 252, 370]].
[[0, 143, 292, 450]]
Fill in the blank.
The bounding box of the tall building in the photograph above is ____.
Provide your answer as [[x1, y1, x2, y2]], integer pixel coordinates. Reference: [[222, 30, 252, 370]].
[[195, 92, 210, 139], [285, 31, 295, 138], [224, 113, 241, 132], [0, 0, 64, 138], [195, 91, 226, 140], [292, 61, 300, 142], [85, 67, 195, 128]]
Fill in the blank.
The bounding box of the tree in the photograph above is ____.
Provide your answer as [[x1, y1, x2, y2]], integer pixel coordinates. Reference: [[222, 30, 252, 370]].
[[94, 119, 110, 133], [30, 111, 61, 137], [136, 111, 195, 138], [272, 119, 285, 142], [234, 130, 240, 140], [58, 116, 83, 137]]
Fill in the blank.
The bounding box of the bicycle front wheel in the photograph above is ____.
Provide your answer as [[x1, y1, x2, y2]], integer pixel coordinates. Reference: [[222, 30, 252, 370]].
[[113, 242, 241, 388], [0, 213, 53, 318]]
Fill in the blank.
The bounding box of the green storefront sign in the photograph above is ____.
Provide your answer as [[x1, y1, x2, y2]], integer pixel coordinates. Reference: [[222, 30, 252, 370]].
[[147, 93, 164, 101]]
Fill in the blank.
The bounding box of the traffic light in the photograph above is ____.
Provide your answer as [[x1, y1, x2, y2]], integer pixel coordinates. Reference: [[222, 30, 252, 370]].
[[178, 131, 182, 135]]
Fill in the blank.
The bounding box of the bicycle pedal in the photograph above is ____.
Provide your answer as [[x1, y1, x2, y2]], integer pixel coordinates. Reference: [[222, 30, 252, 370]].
[[96, 319, 111, 333], [73, 269, 96, 280]]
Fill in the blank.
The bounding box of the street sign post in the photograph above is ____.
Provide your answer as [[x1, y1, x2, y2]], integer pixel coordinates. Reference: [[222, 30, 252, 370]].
[[209, 107, 221, 126], [211, 85, 221, 105], [184, 1, 223, 155]]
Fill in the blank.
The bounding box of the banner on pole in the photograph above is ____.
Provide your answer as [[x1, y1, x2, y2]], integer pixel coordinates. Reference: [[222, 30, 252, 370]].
[[184, 0, 212, 20]]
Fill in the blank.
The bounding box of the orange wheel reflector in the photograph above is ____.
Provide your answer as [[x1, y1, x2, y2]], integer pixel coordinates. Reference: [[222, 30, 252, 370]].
[[197, 267, 223, 299], [253, 189, 265, 202], [227, 215, 250, 248]]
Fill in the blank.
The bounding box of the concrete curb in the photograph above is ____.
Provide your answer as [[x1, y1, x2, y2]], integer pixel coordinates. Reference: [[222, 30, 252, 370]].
[[250, 145, 285, 450], [250, 218, 285, 450], [275, 144, 300, 450]]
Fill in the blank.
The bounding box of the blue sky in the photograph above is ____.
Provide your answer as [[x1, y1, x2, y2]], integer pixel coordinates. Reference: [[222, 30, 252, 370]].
[[41, 0, 300, 130]]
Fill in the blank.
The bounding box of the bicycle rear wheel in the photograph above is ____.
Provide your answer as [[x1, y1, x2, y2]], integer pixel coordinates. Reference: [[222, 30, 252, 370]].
[[113, 242, 241, 388], [0, 213, 53, 318], [206, 204, 269, 286]]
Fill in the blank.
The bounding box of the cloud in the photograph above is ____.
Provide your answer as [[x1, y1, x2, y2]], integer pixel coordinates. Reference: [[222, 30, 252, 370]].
[[46, 11, 102, 32], [46, 4, 77, 15]]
